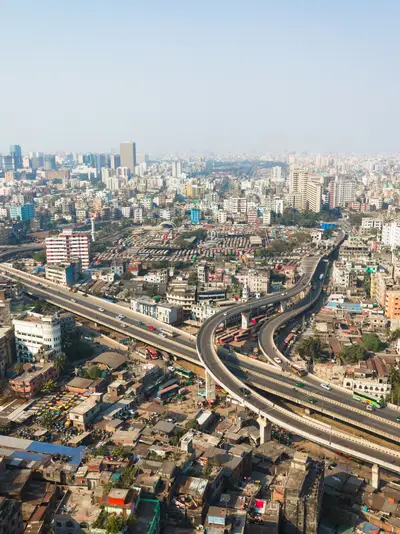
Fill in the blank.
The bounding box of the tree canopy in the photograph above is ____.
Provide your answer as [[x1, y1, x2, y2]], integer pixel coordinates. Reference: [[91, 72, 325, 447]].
[[361, 333, 383, 352]]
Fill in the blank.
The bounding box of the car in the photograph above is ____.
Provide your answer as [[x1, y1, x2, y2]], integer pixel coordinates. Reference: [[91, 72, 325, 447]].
[[292, 387, 297, 392], [70, 298, 76, 303], [159, 333, 166, 338], [396, 416, 400, 423], [117, 314, 125, 319], [366, 404, 375, 412], [82, 293, 88, 297], [120, 323, 128, 328], [98, 307, 105, 312], [148, 325, 155, 331], [274, 358, 282, 364], [137, 321, 144, 326], [223, 312, 227, 316], [295, 382, 305, 388], [320, 383, 332, 391], [308, 397, 318, 404], [240, 387, 251, 398]]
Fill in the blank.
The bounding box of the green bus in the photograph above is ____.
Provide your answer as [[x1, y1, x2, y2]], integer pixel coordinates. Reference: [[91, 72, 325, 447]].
[[352, 392, 385, 408], [175, 367, 194, 380]]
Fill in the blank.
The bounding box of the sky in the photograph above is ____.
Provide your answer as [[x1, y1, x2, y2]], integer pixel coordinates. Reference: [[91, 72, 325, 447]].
[[1, 0, 400, 155]]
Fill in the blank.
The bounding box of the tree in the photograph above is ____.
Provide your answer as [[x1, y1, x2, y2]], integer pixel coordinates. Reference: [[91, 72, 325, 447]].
[[33, 299, 53, 314], [41, 379, 56, 393], [32, 251, 46, 264], [14, 363, 24, 375], [363, 272, 371, 298], [106, 515, 126, 534], [297, 337, 322, 360], [112, 444, 125, 458], [361, 333, 383, 352], [83, 365, 103, 380], [340, 344, 366, 363], [54, 354, 67, 374], [39, 411, 57, 429]]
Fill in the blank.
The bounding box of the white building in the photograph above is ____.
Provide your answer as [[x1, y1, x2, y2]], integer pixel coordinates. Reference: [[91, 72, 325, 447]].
[[382, 222, 400, 249], [262, 210, 271, 225], [144, 269, 169, 284], [133, 207, 143, 223], [45, 228, 91, 269], [361, 217, 383, 230], [332, 262, 351, 289], [45, 262, 81, 287], [13, 312, 62, 363], [217, 210, 227, 224], [329, 178, 357, 208], [121, 206, 132, 218]]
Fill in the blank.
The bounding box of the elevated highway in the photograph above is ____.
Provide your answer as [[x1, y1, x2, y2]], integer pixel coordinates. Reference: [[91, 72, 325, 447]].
[[6, 239, 400, 471]]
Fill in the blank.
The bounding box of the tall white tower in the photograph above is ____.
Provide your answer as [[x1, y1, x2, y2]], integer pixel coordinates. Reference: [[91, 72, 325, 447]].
[[91, 218, 96, 243]]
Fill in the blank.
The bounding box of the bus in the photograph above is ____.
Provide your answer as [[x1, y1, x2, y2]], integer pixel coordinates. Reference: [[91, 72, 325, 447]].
[[290, 364, 307, 377], [160, 329, 175, 338], [283, 333, 295, 346], [217, 334, 234, 345], [234, 330, 250, 342], [352, 392, 385, 408], [175, 367, 194, 380]]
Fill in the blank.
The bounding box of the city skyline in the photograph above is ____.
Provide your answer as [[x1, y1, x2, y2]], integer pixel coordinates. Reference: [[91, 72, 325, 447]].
[[1, 1, 400, 154]]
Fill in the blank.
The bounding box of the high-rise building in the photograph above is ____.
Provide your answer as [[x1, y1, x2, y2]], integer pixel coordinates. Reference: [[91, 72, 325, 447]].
[[1, 155, 13, 171], [110, 154, 121, 169], [45, 228, 91, 269], [10, 145, 22, 169], [289, 168, 309, 210], [190, 208, 201, 224], [13, 312, 62, 363], [307, 183, 322, 213], [44, 154, 56, 171], [120, 141, 136, 173], [172, 160, 182, 178], [329, 178, 357, 209], [9, 203, 35, 221]]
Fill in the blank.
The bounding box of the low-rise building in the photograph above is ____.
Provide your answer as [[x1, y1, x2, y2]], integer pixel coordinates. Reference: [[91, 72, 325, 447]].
[[166, 283, 196, 310], [9, 361, 58, 398], [69, 397, 102, 430], [45, 261, 81, 287]]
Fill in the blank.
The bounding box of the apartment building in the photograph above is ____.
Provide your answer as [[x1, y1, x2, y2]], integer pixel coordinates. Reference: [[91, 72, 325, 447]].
[[45, 261, 81, 287], [13, 312, 62, 363], [385, 288, 400, 326], [46, 228, 91, 269], [10, 361, 58, 398]]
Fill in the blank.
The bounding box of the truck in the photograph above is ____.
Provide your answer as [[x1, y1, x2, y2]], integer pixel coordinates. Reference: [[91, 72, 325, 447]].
[[146, 346, 159, 360], [160, 329, 175, 338]]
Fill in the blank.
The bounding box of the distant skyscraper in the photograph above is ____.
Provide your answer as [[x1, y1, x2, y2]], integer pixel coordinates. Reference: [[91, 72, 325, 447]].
[[44, 155, 56, 171], [10, 145, 22, 169], [172, 160, 182, 178], [120, 141, 136, 173], [110, 154, 121, 169]]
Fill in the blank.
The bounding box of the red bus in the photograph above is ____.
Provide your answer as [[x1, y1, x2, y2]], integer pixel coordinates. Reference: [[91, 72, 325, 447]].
[[234, 330, 250, 342], [217, 334, 234, 345]]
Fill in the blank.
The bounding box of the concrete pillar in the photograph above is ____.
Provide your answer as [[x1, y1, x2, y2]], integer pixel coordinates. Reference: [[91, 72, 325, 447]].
[[258, 417, 272, 444], [371, 464, 380, 489], [205, 372, 216, 401], [241, 312, 250, 329]]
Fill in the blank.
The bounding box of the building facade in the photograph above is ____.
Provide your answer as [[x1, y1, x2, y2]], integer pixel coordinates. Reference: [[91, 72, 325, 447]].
[[46, 229, 91, 270], [13, 312, 62, 363]]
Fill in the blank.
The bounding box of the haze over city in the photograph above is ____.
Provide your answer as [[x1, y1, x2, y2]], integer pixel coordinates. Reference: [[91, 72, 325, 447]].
[[1, 0, 400, 154]]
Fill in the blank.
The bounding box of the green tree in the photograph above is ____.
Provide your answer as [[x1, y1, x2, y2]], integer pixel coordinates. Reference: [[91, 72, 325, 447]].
[[363, 272, 371, 298], [83, 366, 102, 380], [14, 363, 24, 375], [54, 353, 67, 374], [112, 444, 125, 458], [297, 337, 322, 360], [41, 379, 56, 393], [361, 333, 383, 352], [340, 344, 367, 363], [39, 411, 57, 429], [32, 251, 46, 264], [106, 515, 126, 534]]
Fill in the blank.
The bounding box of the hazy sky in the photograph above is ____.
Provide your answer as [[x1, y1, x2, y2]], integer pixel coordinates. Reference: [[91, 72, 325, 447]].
[[1, 0, 399, 155]]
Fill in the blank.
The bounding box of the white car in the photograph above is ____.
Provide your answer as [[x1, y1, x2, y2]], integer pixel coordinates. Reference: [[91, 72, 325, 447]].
[[117, 314, 125, 319], [320, 383, 332, 391], [70, 298, 76, 303], [274, 357, 282, 364], [120, 322, 128, 328], [98, 307, 105, 312]]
